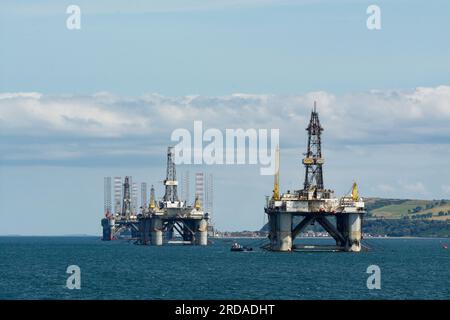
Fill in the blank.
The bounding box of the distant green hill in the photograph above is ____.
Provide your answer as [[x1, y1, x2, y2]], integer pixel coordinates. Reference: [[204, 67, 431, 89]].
[[365, 198, 450, 220], [363, 219, 449, 237], [363, 198, 450, 237]]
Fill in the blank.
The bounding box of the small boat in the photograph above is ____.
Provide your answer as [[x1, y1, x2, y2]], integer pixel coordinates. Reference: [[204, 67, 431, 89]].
[[231, 242, 253, 252], [442, 243, 448, 250]]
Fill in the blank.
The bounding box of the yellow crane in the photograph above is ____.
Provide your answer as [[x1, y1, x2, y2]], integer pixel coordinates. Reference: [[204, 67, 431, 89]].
[[351, 182, 359, 201], [149, 185, 156, 209], [194, 196, 202, 210], [272, 145, 280, 201]]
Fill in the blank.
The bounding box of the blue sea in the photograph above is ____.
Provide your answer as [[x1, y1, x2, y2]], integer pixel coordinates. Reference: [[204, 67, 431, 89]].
[[0, 237, 448, 300]]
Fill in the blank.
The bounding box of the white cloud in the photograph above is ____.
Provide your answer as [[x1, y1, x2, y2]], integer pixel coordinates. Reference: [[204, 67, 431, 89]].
[[403, 182, 428, 196], [376, 184, 396, 194], [1, 86, 450, 164], [375, 181, 433, 198]]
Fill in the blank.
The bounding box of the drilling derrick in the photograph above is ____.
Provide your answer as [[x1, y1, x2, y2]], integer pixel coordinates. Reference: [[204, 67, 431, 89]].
[[303, 102, 324, 192], [122, 176, 132, 218], [163, 147, 179, 203]]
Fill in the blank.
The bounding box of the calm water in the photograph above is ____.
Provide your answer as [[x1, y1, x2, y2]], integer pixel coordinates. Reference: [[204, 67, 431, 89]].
[[0, 237, 449, 300]]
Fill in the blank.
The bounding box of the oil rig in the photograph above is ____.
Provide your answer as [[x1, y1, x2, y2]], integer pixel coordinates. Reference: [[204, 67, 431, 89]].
[[101, 147, 209, 246], [101, 176, 140, 240], [137, 147, 209, 246], [264, 102, 366, 252]]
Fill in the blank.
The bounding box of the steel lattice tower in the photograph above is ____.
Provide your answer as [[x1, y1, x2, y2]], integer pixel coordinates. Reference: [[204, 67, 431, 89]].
[[206, 173, 213, 215], [303, 102, 324, 191], [141, 182, 147, 209], [113, 176, 122, 214], [104, 177, 112, 214], [195, 172, 204, 206], [163, 147, 179, 202], [122, 176, 132, 217], [183, 170, 190, 202]]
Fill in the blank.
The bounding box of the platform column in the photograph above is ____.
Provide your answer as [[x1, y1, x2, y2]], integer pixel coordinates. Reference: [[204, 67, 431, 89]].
[[151, 217, 163, 246], [195, 219, 208, 246], [101, 218, 114, 241], [139, 218, 151, 245], [269, 213, 292, 251], [336, 215, 348, 247], [346, 213, 362, 252]]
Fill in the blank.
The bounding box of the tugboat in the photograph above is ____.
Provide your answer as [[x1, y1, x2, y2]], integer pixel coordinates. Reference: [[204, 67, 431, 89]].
[[230, 242, 253, 252]]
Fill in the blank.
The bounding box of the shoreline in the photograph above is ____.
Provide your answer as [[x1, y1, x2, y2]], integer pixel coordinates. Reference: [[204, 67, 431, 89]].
[[215, 236, 449, 240], [0, 235, 448, 240]]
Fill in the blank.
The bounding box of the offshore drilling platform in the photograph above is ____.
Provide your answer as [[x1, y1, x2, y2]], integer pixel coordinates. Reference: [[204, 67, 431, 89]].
[[101, 147, 209, 245], [265, 102, 366, 252], [137, 147, 209, 246], [101, 176, 140, 241]]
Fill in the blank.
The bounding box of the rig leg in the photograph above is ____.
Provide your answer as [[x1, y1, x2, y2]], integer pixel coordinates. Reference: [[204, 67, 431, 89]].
[[195, 219, 208, 246], [336, 215, 347, 247], [101, 218, 113, 241], [151, 217, 163, 246], [269, 213, 292, 251], [346, 213, 362, 252], [139, 218, 151, 245]]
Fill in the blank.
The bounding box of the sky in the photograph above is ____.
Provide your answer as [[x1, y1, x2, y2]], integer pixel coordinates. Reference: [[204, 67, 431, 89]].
[[0, 0, 449, 235]]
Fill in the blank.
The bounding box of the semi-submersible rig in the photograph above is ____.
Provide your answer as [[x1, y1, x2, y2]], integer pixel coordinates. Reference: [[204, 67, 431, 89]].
[[101, 147, 209, 246], [265, 102, 366, 252]]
